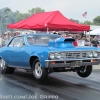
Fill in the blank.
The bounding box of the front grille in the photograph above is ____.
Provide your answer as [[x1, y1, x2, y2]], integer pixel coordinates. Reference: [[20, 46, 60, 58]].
[[66, 51, 87, 59]]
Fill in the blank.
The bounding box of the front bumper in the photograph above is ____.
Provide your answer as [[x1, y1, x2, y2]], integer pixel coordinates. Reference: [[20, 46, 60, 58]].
[[45, 58, 100, 68]]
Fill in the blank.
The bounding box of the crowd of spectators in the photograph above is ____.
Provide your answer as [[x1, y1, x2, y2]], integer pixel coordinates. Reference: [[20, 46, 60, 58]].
[[52, 31, 100, 47], [0, 31, 20, 46], [0, 31, 100, 48]]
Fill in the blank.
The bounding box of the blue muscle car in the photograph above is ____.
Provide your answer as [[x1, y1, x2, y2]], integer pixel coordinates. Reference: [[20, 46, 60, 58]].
[[0, 33, 100, 81]]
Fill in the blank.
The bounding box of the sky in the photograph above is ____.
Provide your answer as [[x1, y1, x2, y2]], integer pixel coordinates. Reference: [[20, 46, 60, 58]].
[[0, 0, 99, 22]]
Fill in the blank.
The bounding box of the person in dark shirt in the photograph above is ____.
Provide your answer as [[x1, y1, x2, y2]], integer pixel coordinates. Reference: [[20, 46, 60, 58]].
[[72, 35, 78, 46], [91, 36, 99, 47]]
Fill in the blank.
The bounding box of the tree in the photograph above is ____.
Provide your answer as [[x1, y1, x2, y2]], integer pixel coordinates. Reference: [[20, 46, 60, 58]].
[[15, 12, 30, 22], [28, 7, 45, 15], [83, 21, 92, 25], [1, 6, 100, 32], [70, 18, 79, 23], [93, 16, 100, 25]]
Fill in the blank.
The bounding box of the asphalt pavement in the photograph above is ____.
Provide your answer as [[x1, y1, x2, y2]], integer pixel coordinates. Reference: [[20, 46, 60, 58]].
[[0, 67, 100, 100]]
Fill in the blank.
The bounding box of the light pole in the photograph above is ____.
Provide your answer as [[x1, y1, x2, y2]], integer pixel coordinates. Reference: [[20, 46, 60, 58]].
[[0, 8, 10, 37], [4, 8, 10, 32], [0, 15, 2, 37]]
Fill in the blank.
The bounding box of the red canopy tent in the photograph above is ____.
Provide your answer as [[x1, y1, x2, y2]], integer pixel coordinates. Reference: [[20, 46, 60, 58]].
[[7, 11, 90, 31]]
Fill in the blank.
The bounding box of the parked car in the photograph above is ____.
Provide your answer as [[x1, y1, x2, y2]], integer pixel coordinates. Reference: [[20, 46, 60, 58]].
[[0, 34, 100, 81]]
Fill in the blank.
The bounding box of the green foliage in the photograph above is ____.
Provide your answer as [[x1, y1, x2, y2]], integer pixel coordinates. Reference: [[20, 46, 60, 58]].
[[0, 7, 45, 32], [70, 18, 79, 23], [0, 7, 100, 32], [93, 16, 100, 25], [28, 7, 45, 15], [83, 21, 92, 25]]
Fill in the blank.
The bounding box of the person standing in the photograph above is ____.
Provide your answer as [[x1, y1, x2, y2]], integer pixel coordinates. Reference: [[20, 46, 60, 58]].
[[91, 36, 99, 47], [72, 35, 78, 46]]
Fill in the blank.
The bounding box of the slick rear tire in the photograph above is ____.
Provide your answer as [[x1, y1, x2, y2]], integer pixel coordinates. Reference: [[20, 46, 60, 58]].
[[77, 65, 92, 78], [32, 58, 48, 81], [0, 58, 14, 74]]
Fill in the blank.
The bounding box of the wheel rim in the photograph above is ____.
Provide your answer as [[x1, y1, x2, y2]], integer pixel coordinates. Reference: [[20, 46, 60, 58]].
[[34, 62, 42, 78], [80, 67, 87, 73], [0, 59, 6, 70]]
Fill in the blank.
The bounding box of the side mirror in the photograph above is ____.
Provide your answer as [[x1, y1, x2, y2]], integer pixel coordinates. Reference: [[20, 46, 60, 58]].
[[23, 43, 25, 46]]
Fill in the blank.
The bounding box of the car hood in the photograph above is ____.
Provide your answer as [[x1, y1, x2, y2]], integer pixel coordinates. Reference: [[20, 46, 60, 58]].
[[48, 46, 99, 52], [47, 37, 99, 52]]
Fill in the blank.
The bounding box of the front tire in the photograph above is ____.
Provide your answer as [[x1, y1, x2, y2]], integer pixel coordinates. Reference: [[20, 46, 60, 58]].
[[77, 65, 92, 78], [32, 58, 48, 81], [0, 58, 14, 74]]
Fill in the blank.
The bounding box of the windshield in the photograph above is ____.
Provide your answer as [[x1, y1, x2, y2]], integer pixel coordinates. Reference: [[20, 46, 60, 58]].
[[27, 35, 60, 45]]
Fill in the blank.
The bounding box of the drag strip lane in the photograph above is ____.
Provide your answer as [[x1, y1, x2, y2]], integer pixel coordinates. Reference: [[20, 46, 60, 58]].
[[0, 69, 100, 100]]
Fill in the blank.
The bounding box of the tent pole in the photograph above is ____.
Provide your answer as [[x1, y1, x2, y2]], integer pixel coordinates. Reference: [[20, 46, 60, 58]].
[[47, 27, 49, 34], [89, 30, 91, 46]]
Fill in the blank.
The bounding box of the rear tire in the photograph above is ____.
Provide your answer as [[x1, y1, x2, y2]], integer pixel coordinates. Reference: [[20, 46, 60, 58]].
[[32, 58, 48, 81], [77, 65, 92, 78], [0, 58, 14, 74]]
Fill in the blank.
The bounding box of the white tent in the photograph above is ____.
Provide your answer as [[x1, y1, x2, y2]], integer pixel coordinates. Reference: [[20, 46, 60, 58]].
[[86, 28, 100, 35]]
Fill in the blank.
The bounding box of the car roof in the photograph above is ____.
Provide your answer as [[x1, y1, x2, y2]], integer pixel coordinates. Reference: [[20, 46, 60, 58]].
[[14, 33, 59, 38]]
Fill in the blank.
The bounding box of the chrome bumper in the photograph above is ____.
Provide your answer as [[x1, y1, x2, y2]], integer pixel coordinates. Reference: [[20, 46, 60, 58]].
[[45, 58, 100, 68]]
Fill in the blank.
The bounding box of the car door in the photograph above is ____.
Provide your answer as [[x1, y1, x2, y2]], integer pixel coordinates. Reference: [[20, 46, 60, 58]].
[[8, 36, 30, 68]]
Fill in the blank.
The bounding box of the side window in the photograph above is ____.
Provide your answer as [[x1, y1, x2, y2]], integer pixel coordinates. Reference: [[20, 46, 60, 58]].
[[8, 37, 25, 47], [27, 36, 35, 45], [8, 39, 15, 47]]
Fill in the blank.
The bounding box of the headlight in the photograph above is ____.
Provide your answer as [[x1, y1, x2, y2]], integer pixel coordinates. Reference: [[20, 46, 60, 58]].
[[93, 51, 98, 57], [49, 53, 55, 59], [87, 52, 93, 58], [55, 53, 61, 59]]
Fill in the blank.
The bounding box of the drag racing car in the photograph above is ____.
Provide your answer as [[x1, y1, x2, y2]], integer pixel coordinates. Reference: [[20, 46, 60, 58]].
[[0, 33, 100, 81]]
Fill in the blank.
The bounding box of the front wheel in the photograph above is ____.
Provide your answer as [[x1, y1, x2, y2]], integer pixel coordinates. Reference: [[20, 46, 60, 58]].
[[77, 65, 92, 78], [32, 58, 48, 81]]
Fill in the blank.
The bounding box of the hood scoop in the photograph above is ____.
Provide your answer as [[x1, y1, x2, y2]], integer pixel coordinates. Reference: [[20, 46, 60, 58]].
[[48, 37, 75, 48]]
